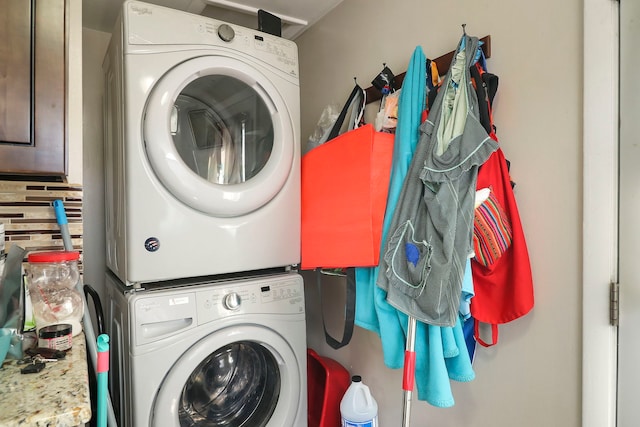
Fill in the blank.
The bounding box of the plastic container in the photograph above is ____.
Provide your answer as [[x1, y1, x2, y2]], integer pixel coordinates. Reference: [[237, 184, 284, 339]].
[[38, 323, 73, 351], [27, 251, 84, 336], [340, 375, 378, 427], [307, 348, 351, 427]]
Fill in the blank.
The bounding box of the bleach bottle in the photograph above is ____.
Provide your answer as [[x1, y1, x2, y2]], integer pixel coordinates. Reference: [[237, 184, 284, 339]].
[[340, 375, 378, 427]]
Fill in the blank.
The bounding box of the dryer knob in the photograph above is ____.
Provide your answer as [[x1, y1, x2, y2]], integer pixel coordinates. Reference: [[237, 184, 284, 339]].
[[223, 292, 241, 310], [218, 24, 235, 42]]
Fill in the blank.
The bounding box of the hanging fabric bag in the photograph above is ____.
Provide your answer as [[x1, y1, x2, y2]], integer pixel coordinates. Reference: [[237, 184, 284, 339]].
[[468, 62, 534, 347], [301, 84, 394, 350], [301, 86, 394, 270]]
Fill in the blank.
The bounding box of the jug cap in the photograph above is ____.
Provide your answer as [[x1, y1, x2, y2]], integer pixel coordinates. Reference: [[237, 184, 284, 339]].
[[352, 375, 362, 382], [28, 250, 80, 263]]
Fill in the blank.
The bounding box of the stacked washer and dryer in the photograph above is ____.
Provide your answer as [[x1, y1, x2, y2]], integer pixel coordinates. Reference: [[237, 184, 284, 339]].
[[102, 2, 306, 426]]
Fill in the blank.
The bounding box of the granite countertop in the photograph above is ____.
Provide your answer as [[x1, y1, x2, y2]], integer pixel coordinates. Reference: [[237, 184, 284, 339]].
[[0, 333, 92, 427]]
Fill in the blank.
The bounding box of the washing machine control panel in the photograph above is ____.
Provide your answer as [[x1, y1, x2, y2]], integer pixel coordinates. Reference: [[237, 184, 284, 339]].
[[195, 276, 304, 325], [222, 292, 241, 310]]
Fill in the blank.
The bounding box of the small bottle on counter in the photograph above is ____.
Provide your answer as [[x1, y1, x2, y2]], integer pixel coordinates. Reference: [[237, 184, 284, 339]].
[[38, 323, 73, 351]]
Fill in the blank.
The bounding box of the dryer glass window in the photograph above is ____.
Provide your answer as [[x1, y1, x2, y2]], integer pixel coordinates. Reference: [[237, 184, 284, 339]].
[[179, 341, 280, 427], [172, 76, 274, 185]]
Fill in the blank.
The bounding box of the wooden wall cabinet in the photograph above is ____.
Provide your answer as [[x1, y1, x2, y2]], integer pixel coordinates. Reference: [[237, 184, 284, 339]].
[[0, 0, 67, 178]]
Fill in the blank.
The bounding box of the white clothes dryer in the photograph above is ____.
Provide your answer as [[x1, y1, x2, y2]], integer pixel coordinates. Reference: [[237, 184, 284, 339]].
[[103, 1, 301, 285], [105, 271, 307, 427]]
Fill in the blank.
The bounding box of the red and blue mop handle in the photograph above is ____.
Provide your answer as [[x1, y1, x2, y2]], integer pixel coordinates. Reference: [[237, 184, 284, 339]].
[[97, 334, 110, 427]]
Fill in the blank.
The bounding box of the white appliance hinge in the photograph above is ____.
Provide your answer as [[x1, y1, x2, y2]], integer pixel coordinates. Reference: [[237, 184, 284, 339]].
[[610, 281, 619, 327]]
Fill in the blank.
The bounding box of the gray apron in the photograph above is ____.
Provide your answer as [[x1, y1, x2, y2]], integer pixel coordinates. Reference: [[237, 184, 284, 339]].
[[378, 35, 498, 327]]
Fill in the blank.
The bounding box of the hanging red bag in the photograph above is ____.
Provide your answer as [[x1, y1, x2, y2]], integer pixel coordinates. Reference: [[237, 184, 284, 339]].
[[468, 63, 534, 346], [301, 123, 394, 269], [471, 148, 534, 346]]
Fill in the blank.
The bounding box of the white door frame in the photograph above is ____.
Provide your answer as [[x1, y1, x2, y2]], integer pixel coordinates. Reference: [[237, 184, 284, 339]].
[[582, 1, 619, 426]]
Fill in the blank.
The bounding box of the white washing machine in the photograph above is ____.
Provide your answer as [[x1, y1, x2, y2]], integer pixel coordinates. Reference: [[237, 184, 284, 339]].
[[105, 271, 307, 427], [103, 1, 301, 286]]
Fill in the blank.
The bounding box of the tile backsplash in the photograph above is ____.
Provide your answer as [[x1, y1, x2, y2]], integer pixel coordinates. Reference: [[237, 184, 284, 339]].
[[0, 180, 83, 269]]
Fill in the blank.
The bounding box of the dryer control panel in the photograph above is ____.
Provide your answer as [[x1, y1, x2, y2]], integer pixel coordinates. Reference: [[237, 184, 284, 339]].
[[125, 0, 299, 78]]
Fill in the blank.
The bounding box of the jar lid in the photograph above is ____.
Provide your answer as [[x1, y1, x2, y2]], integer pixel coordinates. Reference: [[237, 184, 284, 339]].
[[28, 251, 80, 263], [39, 324, 72, 338]]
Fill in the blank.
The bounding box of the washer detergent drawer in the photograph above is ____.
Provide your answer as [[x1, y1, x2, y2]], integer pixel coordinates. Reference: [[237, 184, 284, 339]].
[[133, 292, 197, 346]]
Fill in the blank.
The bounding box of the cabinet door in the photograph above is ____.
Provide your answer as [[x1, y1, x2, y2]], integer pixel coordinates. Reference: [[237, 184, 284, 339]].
[[0, 0, 66, 178]]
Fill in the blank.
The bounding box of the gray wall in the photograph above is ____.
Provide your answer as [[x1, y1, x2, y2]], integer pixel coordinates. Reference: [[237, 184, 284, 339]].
[[82, 28, 111, 314], [297, 0, 582, 426], [80, 0, 583, 424]]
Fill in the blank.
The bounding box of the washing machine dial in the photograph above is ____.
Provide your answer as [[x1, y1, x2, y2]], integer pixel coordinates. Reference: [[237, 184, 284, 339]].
[[223, 292, 241, 310], [217, 24, 235, 42]]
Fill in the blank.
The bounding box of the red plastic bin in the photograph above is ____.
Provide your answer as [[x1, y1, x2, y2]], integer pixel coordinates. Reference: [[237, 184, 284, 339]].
[[307, 348, 351, 427]]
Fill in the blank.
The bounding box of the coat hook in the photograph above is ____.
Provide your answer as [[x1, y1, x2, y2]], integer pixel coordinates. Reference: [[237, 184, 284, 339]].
[[461, 23, 467, 35]]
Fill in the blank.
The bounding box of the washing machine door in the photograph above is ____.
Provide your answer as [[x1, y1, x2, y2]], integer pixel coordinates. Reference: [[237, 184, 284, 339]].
[[144, 55, 296, 217], [151, 324, 302, 427]]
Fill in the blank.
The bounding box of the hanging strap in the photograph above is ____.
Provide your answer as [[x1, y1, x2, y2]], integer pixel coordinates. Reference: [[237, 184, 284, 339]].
[[327, 85, 365, 141], [316, 268, 356, 349], [469, 63, 492, 135], [474, 320, 499, 347]]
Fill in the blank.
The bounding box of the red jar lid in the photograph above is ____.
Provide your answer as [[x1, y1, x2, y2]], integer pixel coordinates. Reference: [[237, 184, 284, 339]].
[[28, 251, 80, 263]]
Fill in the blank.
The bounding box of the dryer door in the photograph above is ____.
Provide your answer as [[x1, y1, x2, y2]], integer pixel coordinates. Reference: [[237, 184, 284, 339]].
[[144, 55, 295, 217], [151, 325, 302, 427]]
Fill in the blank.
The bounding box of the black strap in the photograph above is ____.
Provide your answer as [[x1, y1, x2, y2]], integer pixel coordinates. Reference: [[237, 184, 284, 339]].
[[469, 64, 492, 134], [316, 268, 356, 349], [327, 85, 365, 141], [482, 72, 499, 107]]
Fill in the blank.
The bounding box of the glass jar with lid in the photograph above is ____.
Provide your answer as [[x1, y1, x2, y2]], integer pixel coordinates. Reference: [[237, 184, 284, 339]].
[[27, 251, 84, 336]]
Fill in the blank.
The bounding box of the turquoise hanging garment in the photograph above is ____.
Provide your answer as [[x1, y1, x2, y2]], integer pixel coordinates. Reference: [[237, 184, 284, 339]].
[[354, 46, 426, 338]]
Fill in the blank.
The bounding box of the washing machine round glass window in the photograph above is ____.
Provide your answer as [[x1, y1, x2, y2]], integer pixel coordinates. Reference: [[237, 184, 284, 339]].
[[171, 76, 274, 185], [178, 341, 281, 427]]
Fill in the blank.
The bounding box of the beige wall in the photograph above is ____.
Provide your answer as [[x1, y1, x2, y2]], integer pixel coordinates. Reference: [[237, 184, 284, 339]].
[[297, 0, 582, 426]]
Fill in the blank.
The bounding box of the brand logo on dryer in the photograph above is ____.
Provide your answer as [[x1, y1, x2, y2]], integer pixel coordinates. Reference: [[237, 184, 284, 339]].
[[130, 5, 152, 16], [144, 237, 160, 252]]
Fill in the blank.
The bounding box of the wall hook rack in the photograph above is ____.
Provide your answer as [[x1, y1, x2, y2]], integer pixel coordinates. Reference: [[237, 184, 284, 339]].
[[365, 35, 491, 104]]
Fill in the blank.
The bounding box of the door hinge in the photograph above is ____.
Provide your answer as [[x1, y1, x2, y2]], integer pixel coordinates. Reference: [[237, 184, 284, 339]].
[[610, 281, 619, 327]]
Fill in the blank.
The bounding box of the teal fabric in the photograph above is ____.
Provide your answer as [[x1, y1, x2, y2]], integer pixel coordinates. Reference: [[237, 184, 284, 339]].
[[355, 46, 426, 334], [459, 258, 474, 320], [416, 317, 475, 407]]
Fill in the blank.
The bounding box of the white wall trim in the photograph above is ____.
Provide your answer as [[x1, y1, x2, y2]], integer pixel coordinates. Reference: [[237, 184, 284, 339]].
[[582, 0, 619, 426]]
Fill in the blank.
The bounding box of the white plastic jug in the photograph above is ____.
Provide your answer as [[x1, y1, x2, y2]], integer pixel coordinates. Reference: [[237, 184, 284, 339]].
[[340, 375, 379, 427]]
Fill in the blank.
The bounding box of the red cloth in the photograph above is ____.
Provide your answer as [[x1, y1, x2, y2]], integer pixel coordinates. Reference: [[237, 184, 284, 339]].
[[470, 146, 534, 343]]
